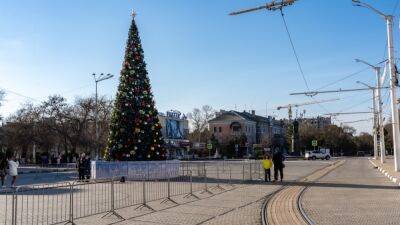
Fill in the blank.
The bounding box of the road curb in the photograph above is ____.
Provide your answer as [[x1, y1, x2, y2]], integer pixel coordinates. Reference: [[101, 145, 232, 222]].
[[368, 159, 400, 186]]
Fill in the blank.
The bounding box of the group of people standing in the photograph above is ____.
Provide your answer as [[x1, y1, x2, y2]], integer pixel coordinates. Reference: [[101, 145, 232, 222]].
[[262, 151, 285, 182], [0, 153, 19, 187], [77, 153, 91, 181]]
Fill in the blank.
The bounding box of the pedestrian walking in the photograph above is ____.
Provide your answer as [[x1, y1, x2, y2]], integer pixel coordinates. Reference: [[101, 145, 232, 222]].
[[77, 153, 86, 181], [7, 156, 19, 187], [262, 154, 273, 182], [272, 150, 285, 182]]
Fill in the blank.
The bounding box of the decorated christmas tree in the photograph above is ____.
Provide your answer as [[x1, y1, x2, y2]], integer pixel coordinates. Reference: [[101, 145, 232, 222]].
[[105, 12, 165, 161]]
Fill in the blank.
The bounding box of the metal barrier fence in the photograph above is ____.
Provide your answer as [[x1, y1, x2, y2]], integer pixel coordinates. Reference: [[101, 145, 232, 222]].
[[19, 164, 77, 183], [0, 160, 263, 225]]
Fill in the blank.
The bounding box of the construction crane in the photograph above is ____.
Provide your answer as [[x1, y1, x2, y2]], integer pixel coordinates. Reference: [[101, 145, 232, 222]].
[[277, 98, 339, 153], [277, 98, 340, 121]]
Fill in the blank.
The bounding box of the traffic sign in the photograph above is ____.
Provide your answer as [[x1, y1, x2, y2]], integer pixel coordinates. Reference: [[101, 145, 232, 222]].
[[207, 143, 213, 150], [312, 140, 318, 147]]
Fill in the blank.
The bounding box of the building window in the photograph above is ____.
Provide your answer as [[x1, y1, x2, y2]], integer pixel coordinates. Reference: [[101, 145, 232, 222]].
[[230, 122, 241, 132], [213, 127, 217, 133], [219, 127, 222, 132]]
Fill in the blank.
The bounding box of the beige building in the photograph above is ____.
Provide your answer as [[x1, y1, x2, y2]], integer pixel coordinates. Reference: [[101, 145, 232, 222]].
[[208, 110, 285, 148]]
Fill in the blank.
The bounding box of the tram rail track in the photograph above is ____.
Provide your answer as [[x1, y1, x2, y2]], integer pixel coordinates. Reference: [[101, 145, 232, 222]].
[[261, 160, 345, 225]]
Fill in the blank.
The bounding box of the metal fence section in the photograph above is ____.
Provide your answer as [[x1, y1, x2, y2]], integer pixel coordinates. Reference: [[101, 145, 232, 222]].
[[0, 160, 263, 225]]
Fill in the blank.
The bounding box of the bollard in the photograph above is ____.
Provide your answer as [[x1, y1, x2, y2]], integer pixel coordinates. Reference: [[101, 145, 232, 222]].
[[102, 179, 124, 220]]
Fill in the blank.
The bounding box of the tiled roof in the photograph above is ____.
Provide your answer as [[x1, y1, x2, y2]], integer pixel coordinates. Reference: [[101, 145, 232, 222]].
[[234, 111, 270, 123]]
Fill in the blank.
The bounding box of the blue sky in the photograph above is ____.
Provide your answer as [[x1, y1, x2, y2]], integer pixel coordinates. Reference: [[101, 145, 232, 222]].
[[0, 0, 399, 133]]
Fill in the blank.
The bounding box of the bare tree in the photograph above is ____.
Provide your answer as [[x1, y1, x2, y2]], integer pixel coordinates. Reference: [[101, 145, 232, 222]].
[[187, 105, 215, 142], [3, 95, 114, 163]]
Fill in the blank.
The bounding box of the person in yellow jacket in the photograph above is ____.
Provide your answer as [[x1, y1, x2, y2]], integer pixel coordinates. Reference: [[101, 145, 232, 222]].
[[262, 154, 273, 182]]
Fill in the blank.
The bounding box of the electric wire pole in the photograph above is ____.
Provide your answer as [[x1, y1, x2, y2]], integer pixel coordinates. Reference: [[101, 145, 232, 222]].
[[356, 81, 379, 160], [355, 59, 386, 163], [353, 0, 399, 170], [92, 73, 114, 160]]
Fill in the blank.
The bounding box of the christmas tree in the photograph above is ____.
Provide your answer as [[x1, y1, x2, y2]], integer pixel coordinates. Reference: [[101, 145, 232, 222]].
[[105, 12, 165, 161]]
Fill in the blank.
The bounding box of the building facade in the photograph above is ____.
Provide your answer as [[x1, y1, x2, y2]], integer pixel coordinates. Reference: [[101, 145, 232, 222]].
[[208, 110, 285, 150], [158, 110, 190, 159]]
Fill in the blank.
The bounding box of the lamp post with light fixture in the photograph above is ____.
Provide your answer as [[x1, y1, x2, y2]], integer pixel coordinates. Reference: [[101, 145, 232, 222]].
[[92, 73, 114, 159], [355, 59, 386, 163], [353, 0, 399, 170]]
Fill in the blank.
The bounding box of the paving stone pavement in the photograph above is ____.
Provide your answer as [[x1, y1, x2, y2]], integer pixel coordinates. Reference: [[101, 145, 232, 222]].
[[301, 158, 400, 225], [74, 160, 332, 225], [265, 160, 345, 225]]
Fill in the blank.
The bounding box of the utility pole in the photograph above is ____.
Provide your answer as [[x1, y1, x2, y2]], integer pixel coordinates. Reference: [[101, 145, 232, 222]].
[[92, 73, 114, 160], [356, 81, 378, 159], [353, 0, 399, 170], [355, 59, 386, 163]]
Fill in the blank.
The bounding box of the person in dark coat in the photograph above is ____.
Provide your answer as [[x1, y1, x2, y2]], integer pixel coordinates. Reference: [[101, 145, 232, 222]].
[[0, 151, 7, 187], [272, 150, 285, 182], [84, 155, 91, 180], [77, 153, 86, 181]]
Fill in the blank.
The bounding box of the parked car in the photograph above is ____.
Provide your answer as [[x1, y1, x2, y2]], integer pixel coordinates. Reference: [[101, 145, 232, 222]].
[[305, 149, 331, 160]]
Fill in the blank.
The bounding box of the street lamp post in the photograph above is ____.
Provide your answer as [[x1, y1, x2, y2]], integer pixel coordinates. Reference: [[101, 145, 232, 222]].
[[355, 59, 386, 163], [353, 0, 399, 170], [356, 81, 379, 160], [92, 73, 114, 160]]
